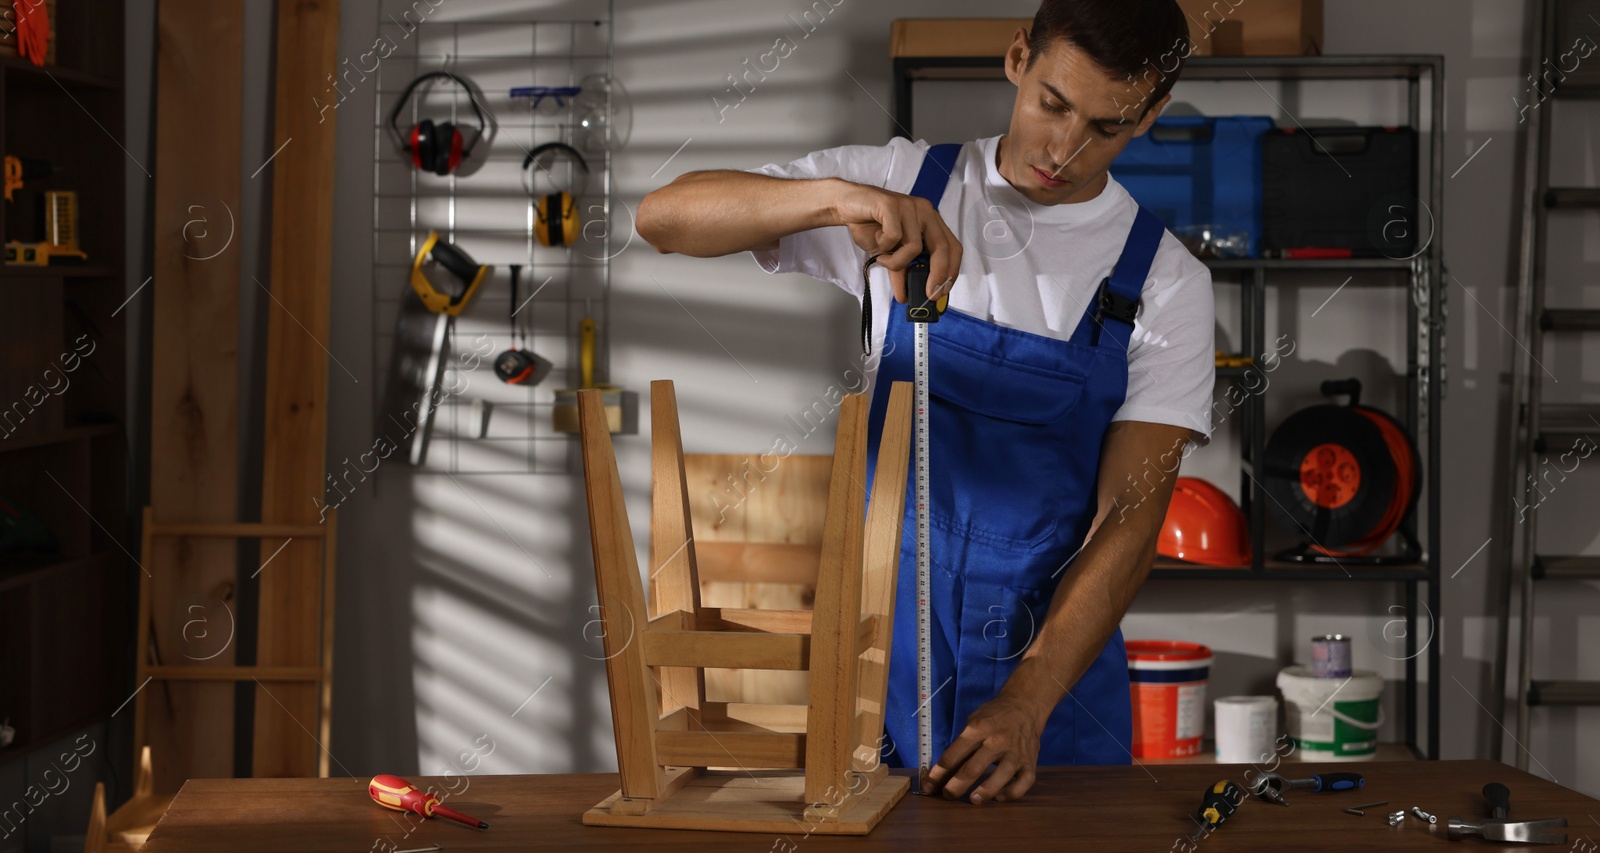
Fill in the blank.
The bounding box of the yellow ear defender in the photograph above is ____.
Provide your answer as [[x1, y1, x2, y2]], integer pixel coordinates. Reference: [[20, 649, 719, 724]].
[[522, 142, 589, 248]]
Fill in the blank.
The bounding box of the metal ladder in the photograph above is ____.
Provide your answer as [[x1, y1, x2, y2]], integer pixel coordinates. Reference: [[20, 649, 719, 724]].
[[1492, 0, 1600, 770]]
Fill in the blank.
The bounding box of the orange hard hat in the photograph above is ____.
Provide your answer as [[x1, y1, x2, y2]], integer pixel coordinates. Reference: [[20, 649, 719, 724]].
[[1158, 477, 1251, 567]]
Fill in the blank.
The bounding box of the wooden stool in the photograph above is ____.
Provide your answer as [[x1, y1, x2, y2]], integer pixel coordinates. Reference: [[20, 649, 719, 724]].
[[577, 379, 913, 835]]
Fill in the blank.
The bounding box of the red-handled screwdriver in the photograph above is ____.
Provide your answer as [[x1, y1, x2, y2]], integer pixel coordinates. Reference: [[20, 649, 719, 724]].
[[369, 774, 489, 830]]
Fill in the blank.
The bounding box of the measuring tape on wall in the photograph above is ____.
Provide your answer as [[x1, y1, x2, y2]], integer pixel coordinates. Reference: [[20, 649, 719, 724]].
[[905, 256, 945, 793]]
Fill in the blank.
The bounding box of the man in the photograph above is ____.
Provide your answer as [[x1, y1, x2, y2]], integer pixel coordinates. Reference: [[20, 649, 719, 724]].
[[636, 0, 1211, 805]]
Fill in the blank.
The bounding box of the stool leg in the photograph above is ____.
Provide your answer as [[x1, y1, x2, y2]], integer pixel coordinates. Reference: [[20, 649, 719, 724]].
[[579, 389, 664, 800], [804, 393, 870, 814], [648, 380, 706, 719], [857, 382, 912, 772]]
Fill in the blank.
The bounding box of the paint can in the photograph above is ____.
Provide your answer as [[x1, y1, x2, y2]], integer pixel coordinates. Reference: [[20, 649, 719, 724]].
[[1311, 634, 1352, 678], [1127, 640, 1212, 759]]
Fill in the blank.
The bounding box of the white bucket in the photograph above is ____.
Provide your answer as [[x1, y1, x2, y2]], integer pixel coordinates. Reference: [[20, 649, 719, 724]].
[[1277, 666, 1383, 761]]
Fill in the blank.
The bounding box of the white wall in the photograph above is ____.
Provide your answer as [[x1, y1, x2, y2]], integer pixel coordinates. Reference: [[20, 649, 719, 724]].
[[175, 0, 1595, 793]]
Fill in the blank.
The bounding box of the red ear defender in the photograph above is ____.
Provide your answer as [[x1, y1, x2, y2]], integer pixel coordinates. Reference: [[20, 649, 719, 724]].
[[448, 130, 464, 174], [387, 72, 487, 176]]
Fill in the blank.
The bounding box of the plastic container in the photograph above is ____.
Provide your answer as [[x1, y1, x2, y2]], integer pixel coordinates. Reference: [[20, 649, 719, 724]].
[[1214, 696, 1278, 763], [1112, 115, 1276, 257], [1277, 665, 1383, 760], [1260, 126, 1419, 256], [1127, 640, 1213, 759]]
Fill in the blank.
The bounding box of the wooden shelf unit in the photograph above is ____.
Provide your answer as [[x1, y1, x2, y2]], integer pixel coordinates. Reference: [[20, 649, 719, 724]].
[[0, 0, 130, 768]]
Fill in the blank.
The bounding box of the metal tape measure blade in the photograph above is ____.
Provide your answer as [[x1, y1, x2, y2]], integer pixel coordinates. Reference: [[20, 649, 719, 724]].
[[914, 322, 933, 792]]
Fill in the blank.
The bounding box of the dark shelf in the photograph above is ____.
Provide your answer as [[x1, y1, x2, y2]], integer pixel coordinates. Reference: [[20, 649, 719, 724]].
[[0, 548, 118, 596], [0, 54, 123, 91], [1183, 55, 1442, 81], [898, 54, 1442, 83], [1204, 257, 1417, 272], [1150, 558, 1429, 582], [0, 423, 120, 455], [1, 264, 121, 279]]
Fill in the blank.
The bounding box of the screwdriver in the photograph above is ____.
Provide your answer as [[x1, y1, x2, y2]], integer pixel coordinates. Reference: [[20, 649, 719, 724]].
[[1252, 771, 1365, 806], [1190, 779, 1244, 843], [369, 774, 490, 830]]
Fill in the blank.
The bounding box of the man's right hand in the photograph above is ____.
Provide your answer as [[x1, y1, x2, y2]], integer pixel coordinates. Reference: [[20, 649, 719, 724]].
[[832, 182, 963, 304]]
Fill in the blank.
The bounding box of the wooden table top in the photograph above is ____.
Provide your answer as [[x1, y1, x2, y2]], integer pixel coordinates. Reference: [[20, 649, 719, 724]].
[[142, 760, 1599, 852]]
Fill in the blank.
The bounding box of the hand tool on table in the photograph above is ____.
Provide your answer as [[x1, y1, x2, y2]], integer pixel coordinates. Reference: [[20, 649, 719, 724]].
[[905, 255, 946, 794], [1447, 782, 1567, 845], [1250, 771, 1364, 805], [1189, 780, 1244, 843], [369, 774, 490, 830], [1344, 800, 1388, 816]]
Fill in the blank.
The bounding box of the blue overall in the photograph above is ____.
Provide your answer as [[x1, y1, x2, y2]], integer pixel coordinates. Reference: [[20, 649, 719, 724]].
[[864, 143, 1165, 768]]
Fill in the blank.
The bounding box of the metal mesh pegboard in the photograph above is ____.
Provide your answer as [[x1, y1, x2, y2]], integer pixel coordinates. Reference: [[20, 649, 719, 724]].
[[369, 4, 616, 475]]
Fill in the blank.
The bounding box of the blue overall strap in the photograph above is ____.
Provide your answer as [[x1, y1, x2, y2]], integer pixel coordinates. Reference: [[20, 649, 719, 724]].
[[860, 143, 963, 355], [1093, 206, 1163, 349], [908, 142, 962, 206]]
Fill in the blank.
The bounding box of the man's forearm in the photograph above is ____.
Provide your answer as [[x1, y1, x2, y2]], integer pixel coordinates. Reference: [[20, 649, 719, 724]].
[[997, 422, 1191, 727], [636, 170, 844, 258], [998, 505, 1161, 729]]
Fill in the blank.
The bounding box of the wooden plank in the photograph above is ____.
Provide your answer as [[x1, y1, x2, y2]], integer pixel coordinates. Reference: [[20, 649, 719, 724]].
[[647, 381, 705, 719], [252, 0, 342, 780], [146, 0, 246, 794], [693, 542, 821, 584], [858, 381, 912, 766], [805, 393, 870, 806], [578, 389, 664, 799], [703, 607, 812, 634], [656, 731, 806, 769], [857, 615, 879, 655], [644, 631, 809, 671], [651, 607, 813, 634], [317, 510, 337, 777], [700, 702, 808, 733], [657, 706, 690, 731], [686, 453, 830, 707]]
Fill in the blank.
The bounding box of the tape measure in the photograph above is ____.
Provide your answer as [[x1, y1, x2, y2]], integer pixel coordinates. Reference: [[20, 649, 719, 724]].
[[905, 255, 946, 793]]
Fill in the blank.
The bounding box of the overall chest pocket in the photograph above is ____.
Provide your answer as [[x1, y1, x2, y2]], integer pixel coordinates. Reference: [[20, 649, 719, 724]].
[[925, 326, 1092, 552]]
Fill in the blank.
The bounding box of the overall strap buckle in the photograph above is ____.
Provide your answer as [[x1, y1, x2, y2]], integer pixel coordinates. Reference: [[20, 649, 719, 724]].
[[1096, 279, 1140, 325]]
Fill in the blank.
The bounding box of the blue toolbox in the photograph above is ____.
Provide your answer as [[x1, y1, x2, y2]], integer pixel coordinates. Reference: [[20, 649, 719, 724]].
[[1112, 115, 1276, 257]]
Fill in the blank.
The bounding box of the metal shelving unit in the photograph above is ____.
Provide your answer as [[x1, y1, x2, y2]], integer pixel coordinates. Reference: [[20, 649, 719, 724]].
[[892, 53, 1445, 761]]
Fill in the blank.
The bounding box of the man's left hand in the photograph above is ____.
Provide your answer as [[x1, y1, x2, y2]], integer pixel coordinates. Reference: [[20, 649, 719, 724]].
[[924, 693, 1044, 804]]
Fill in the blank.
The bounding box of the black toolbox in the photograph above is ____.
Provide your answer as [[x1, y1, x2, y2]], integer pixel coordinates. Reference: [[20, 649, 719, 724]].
[[1261, 126, 1419, 257]]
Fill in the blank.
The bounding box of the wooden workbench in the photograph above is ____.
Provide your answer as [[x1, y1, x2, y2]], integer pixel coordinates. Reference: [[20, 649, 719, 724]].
[[141, 761, 1596, 852]]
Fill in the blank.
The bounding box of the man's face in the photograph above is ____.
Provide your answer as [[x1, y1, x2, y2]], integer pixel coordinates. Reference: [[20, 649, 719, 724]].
[[998, 29, 1170, 205]]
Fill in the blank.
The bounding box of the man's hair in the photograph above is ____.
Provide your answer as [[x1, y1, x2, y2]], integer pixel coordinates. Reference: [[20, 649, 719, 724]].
[[1025, 0, 1193, 117]]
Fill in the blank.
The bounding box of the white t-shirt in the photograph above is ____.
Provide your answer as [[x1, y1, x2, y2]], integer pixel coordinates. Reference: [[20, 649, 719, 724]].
[[748, 135, 1215, 446]]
